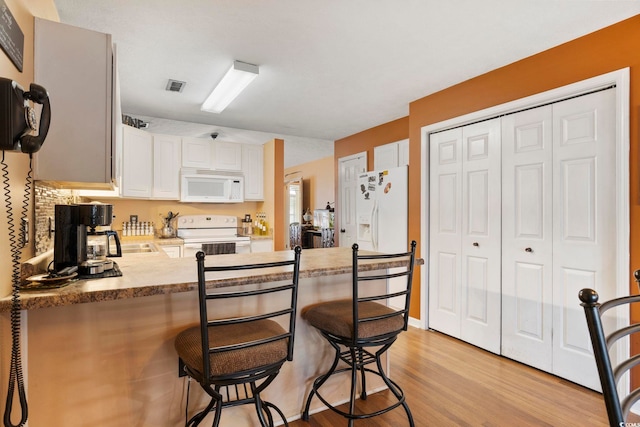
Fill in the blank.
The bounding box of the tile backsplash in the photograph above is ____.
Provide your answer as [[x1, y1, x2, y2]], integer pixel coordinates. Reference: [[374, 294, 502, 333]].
[[34, 182, 88, 256]]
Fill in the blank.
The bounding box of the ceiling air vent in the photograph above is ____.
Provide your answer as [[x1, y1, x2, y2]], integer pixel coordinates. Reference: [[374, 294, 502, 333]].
[[166, 79, 186, 93]]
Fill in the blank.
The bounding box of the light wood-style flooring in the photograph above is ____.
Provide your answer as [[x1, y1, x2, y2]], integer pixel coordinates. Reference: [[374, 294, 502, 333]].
[[290, 326, 607, 426]]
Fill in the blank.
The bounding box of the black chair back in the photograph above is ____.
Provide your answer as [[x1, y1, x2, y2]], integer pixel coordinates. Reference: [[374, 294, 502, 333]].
[[579, 288, 640, 426], [196, 247, 302, 384], [351, 240, 416, 345]]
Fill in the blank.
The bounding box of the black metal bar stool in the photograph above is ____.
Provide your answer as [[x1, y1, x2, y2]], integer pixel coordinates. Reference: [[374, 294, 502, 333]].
[[301, 241, 416, 426], [579, 286, 640, 426], [174, 247, 302, 426]]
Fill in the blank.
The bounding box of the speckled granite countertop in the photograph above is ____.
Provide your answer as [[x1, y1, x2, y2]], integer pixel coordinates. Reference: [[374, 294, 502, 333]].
[[1, 247, 420, 312]]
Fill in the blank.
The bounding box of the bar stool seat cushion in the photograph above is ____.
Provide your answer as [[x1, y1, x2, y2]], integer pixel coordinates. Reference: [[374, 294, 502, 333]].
[[175, 319, 288, 378], [302, 299, 404, 339]]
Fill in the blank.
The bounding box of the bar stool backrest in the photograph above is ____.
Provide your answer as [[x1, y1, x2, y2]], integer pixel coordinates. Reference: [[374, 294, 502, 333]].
[[196, 247, 302, 384], [579, 288, 640, 426], [351, 240, 416, 345]]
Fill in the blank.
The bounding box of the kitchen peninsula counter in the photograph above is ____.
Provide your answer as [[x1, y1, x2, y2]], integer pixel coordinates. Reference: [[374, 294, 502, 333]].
[[7, 247, 419, 426], [0, 247, 414, 311]]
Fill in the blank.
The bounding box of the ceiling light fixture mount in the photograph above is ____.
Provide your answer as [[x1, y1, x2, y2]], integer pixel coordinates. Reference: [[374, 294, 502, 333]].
[[201, 60, 259, 114]]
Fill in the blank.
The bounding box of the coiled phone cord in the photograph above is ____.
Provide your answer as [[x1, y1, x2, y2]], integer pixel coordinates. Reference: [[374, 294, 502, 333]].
[[1, 151, 29, 427]]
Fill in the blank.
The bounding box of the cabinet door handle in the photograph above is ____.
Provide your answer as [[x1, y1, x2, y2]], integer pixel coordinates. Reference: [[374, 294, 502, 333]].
[[525, 247, 533, 253], [472, 242, 479, 247]]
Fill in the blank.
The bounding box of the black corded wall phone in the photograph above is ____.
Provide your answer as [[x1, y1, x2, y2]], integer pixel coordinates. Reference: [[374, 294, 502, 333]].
[[0, 77, 51, 153], [0, 76, 50, 427]]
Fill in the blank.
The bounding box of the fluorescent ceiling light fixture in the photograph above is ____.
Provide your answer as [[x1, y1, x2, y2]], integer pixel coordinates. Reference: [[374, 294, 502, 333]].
[[201, 60, 259, 113]]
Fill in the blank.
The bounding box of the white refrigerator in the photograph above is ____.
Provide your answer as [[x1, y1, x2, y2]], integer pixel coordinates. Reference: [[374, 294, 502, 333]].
[[356, 165, 408, 253], [356, 166, 408, 309]]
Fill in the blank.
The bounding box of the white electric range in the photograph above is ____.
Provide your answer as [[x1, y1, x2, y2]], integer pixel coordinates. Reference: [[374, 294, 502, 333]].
[[177, 214, 251, 258]]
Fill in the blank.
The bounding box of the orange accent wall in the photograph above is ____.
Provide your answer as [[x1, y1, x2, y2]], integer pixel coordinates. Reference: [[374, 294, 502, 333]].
[[335, 13, 640, 360]]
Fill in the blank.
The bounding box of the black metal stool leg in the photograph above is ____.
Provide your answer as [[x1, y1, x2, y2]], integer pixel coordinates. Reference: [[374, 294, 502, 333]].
[[374, 346, 415, 427], [348, 347, 358, 426], [302, 344, 342, 420], [358, 348, 367, 400], [263, 401, 289, 427], [253, 393, 271, 427]]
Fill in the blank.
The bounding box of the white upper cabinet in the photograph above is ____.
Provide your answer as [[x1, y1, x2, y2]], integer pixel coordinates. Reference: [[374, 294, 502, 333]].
[[212, 141, 243, 172], [121, 126, 152, 198], [373, 139, 408, 171], [34, 18, 117, 188], [374, 143, 398, 171], [121, 128, 181, 199], [152, 134, 181, 199], [182, 137, 212, 169], [398, 139, 409, 167], [242, 144, 264, 200]]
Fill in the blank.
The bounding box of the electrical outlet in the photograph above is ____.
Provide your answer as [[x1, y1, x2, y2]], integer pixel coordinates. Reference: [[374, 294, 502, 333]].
[[178, 358, 186, 377]]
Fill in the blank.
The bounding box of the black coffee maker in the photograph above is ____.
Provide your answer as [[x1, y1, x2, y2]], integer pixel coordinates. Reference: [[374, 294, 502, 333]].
[[53, 203, 122, 274]]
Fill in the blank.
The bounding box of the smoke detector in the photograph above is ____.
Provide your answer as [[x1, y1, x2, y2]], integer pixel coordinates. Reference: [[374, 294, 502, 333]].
[[165, 79, 186, 93]]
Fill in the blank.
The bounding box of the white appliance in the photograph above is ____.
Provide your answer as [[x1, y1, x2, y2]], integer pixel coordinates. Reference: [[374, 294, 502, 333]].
[[180, 169, 244, 203], [356, 166, 408, 310], [356, 166, 408, 252], [177, 214, 251, 259]]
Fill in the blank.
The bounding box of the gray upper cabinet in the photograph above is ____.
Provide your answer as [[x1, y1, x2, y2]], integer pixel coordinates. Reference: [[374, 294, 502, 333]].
[[33, 18, 117, 188]]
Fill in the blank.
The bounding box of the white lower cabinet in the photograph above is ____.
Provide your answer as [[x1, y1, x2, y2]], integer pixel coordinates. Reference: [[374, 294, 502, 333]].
[[429, 89, 617, 390], [250, 239, 273, 253], [160, 245, 182, 258]]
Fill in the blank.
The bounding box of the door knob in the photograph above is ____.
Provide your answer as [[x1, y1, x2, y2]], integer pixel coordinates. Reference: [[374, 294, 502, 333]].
[[472, 242, 479, 247], [525, 247, 533, 253], [340, 229, 346, 233]]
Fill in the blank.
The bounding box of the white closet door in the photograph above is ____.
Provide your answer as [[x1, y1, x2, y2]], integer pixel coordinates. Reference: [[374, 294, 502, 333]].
[[552, 89, 616, 390], [428, 128, 463, 338], [501, 106, 554, 371], [460, 118, 502, 354]]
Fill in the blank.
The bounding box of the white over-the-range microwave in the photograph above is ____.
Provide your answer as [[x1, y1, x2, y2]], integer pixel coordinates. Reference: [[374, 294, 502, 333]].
[[180, 169, 244, 203]]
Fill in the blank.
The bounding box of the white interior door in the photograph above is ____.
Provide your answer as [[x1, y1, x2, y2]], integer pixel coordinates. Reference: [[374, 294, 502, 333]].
[[428, 128, 463, 338], [501, 106, 554, 371], [338, 153, 367, 247], [460, 118, 502, 354], [551, 89, 616, 390]]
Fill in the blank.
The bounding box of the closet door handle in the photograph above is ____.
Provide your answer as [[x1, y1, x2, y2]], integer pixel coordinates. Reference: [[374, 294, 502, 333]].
[[472, 242, 479, 247], [525, 247, 533, 253]]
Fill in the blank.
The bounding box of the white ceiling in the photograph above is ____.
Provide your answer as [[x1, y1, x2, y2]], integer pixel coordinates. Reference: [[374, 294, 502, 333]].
[[53, 1, 640, 167]]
